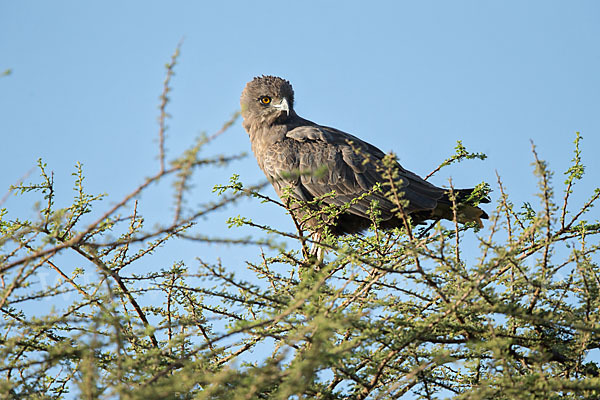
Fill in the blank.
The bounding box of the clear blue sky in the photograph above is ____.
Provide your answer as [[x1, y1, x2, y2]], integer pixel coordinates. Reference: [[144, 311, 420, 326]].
[[1, 0, 599, 392], [3, 1, 599, 209], [2, 0, 599, 313]]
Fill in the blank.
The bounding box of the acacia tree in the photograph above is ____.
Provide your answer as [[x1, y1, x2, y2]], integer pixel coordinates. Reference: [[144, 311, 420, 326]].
[[1, 49, 599, 400]]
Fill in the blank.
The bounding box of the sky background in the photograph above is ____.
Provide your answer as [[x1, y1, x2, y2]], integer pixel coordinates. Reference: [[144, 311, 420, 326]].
[[1, 0, 600, 395], [2, 1, 599, 220]]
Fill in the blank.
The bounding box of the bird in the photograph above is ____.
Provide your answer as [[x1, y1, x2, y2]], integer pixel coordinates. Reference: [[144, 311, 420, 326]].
[[240, 75, 488, 237]]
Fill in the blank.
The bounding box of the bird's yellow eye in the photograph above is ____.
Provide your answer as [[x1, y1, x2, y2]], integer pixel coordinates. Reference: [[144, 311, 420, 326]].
[[260, 96, 271, 105]]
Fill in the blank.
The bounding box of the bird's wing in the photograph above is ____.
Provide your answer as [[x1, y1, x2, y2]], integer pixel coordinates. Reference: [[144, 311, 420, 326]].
[[284, 124, 446, 218]]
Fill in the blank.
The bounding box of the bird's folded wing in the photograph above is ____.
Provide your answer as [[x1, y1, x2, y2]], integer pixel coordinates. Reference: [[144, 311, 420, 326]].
[[281, 125, 446, 218]]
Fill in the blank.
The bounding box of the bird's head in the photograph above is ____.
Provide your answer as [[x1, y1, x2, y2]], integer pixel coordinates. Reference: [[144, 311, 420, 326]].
[[240, 76, 295, 127]]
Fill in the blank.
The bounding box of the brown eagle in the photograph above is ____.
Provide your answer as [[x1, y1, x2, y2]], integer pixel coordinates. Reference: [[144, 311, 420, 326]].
[[240, 76, 488, 235]]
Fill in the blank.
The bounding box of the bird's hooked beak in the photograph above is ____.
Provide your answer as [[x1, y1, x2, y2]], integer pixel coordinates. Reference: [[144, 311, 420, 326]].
[[273, 97, 290, 116]]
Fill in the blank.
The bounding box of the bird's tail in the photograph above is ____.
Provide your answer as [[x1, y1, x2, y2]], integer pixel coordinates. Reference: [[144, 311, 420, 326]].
[[435, 188, 490, 227]]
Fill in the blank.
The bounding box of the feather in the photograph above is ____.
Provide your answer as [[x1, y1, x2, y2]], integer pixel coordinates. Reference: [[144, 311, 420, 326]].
[[240, 76, 489, 235]]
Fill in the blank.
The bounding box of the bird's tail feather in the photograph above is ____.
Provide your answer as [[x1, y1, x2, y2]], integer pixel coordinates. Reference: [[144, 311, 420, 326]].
[[432, 187, 490, 227]]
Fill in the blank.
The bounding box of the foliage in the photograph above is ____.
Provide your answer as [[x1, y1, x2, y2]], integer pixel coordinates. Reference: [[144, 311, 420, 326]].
[[1, 50, 599, 400]]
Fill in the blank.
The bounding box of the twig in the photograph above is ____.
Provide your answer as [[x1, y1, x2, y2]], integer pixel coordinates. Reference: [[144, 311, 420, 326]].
[[157, 40, 183, 173]]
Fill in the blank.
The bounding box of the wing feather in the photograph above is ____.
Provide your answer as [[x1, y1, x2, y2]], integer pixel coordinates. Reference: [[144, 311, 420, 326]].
[[281, 124, 446, 220]]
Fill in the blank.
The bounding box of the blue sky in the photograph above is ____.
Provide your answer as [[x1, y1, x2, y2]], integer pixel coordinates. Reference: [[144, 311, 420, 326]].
[[2, 2, 598, 213], [1, 0, 600, 393]]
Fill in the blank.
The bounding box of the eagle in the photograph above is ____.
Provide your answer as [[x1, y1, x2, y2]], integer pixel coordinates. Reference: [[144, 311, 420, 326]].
[[240, 76, 488, 236]]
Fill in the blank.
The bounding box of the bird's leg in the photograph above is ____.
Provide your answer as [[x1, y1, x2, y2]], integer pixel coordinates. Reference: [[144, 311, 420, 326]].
[[309, 231, 325, 263]]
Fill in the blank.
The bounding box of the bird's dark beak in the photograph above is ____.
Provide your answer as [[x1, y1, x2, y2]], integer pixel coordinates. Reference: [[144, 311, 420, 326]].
[[273, 98, 290, 116]]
